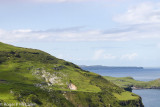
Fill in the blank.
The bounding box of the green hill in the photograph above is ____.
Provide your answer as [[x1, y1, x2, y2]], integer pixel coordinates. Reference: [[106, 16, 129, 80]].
[[0, 42, 143, 107], [104, 76, 160, 91]]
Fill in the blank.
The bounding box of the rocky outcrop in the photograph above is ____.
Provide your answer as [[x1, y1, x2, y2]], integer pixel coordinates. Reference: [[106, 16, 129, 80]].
[[123, 86, 133, 92], [0, 80, 7, 83], [32, 69, 63, 86], [68, 83, 77, 90], [119, 97, 144, 107]]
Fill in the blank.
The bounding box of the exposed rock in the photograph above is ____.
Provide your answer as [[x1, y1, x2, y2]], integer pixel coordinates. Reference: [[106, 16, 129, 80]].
[[68, 83, 77, 90], [10, 90, 14, 94], [124, 86, 132, 92], [0, 80, 7, 83], [32, 69, 63, 86], [52, 65, 65, 70]]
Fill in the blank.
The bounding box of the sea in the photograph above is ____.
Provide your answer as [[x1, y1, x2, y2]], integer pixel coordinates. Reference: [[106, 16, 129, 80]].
[[81, 67, 160, 107]]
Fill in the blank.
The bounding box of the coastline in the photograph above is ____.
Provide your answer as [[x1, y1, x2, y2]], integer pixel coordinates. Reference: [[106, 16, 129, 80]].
[[103, 76, 160, 92]]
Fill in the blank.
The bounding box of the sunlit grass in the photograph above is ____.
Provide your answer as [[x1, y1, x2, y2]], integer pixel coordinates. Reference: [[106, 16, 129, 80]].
[[0, 42, 143, 106], [114, 91, 138, 101], [104, 76, 160, 89]]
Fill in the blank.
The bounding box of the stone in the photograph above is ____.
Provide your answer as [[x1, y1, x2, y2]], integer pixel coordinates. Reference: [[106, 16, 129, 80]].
[[68, 83, 77, 90]]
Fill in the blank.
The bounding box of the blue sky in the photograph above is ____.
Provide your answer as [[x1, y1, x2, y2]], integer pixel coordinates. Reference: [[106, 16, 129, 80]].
[[0, 0, 160, 67]]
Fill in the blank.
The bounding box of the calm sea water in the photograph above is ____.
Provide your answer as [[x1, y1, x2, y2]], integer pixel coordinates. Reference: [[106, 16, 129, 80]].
[[84, 68, 160, 81], [82, 67, 160, 107], [133, 89, 160, 107]]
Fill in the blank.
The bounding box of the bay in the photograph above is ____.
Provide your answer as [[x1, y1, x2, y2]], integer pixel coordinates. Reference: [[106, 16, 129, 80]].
[[133, 89, 160, 107], [83, 68, 160, 81], [81, 67, 160, 107]]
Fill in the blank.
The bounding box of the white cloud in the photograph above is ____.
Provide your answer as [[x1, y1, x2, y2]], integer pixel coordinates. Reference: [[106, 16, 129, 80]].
[[93, 50, 116, 60], [114, 2, 160, 24], [12, 29, 32, 33], [93, 50, 138, 61], [29, 0, 123, 3], [1, 25, 160, 43], [30, 0, 87, 3], [120, 53, 138, 60], [1, 0, 125, 3], [2, 0, 95, 3]]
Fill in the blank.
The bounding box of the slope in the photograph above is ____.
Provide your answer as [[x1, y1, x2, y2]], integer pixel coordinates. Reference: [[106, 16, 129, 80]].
[[0, 42, 143, 107], [104, 76, 160, 91]]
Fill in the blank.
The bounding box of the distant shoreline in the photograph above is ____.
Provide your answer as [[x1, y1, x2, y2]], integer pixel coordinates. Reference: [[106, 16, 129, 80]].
[[80, 65, 144, 70], [132, 86, 160, 90], [103, 76, 160, 92]]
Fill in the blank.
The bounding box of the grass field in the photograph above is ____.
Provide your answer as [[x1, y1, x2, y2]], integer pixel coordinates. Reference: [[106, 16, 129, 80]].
[[104, 76, 160, 90], [0, 42, 144, 107]]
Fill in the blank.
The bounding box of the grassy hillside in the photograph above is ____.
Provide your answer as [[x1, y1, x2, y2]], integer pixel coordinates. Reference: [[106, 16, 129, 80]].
[[104, 76, 160, 91], [0, 42, 143, 107]]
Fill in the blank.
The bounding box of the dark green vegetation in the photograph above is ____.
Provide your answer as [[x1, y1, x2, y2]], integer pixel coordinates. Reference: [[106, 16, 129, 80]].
[[0, 42, 143, 107], [104, 76, 160, 92]]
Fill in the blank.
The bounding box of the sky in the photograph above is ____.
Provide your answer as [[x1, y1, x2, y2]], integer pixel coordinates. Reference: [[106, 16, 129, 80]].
[[0, 0, 160, 67]]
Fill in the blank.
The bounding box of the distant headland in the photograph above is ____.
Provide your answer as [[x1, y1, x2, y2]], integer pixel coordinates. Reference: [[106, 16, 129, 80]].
[[80, 65, 144, 70]]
